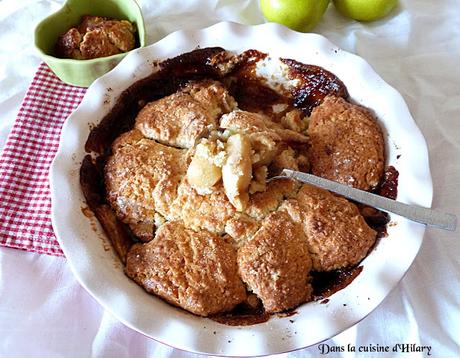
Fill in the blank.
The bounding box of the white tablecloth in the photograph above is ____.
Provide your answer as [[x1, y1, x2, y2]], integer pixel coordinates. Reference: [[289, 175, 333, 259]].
[[1, 0, 459, 356]]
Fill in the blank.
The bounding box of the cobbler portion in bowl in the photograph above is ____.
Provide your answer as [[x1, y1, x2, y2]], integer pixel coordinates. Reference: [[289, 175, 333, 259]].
[[56, 15, 137, 60], [80, 47, 395, 324]]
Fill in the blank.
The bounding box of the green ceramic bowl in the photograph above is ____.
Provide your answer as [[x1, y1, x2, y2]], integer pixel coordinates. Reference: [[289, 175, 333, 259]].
[[34, 0, 146, 87]]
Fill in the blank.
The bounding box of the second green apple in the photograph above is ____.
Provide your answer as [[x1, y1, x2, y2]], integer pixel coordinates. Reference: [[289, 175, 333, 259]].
[[260, 0, 330, 32], [333, 0, 398, 21]]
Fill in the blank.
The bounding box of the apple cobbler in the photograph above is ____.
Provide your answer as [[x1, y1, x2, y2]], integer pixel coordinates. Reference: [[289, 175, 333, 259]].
[[56, 15, 137, 60], [81, 47, 392, 320]]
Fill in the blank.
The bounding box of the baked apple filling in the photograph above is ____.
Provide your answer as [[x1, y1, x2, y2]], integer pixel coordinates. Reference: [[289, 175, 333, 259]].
[[186, 108, 309, 212]]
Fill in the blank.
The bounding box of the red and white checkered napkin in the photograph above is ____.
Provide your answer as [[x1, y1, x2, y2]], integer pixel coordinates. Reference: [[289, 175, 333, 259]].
[[0, 63, 87, 256]]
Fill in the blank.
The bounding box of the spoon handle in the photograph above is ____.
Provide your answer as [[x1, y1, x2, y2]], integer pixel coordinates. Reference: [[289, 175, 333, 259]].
[[277, 169, 457, 232]]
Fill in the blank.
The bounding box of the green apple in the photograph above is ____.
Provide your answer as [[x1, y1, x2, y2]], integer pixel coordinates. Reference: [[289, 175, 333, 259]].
[[333, 0, 398, 21], [260, 0, 330, 32]]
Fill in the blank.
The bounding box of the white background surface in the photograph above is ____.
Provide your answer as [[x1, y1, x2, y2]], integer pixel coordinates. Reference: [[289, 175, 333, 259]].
[[0, 0, 459, 357]]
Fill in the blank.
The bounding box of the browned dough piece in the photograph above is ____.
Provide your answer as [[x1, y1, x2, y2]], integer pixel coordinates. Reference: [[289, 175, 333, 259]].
[[238, 211, 313, 313], [307, 95, 385, 190], [125, 221, 247, 316], [280, 184, 377, 271]]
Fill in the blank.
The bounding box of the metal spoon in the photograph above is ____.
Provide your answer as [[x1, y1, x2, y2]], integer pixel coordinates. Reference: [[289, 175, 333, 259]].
[[270, 169, 457, 231]]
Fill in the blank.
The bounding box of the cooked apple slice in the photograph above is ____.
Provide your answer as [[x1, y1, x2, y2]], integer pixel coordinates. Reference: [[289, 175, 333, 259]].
[[187, 140, 224, 193], [222, 133, 252, 211]]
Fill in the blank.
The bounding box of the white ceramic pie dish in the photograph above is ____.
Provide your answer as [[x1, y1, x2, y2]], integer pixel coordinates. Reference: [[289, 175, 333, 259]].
[[50, 22, 432, 356]]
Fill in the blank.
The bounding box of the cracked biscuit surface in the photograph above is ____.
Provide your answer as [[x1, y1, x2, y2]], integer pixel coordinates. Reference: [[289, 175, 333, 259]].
[[279, 184, 377, 271], [135, 80, 237, 148], [172, 180, 237, 235], [125, 221, 247, 316], [308, 95, 384, 190], [104, 129, 187, 241], [237, 211, 313, 313]]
